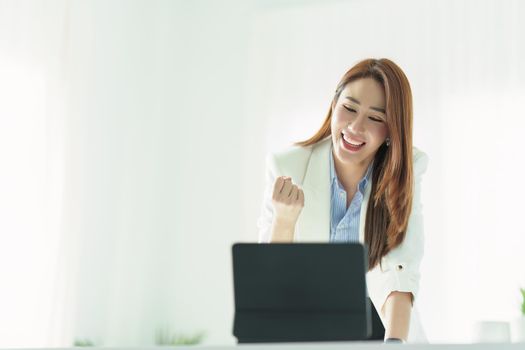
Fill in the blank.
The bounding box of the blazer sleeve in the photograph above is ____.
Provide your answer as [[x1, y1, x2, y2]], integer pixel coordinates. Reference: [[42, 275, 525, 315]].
[[257, 153, 280, 243], [366, 150, 429, 312]]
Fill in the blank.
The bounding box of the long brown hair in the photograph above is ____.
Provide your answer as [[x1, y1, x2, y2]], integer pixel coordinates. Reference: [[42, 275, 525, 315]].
[[296, 58, 414, 270]]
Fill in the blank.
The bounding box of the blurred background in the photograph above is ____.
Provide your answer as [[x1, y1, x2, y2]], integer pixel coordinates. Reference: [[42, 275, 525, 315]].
[[1, 0, 524, 346]]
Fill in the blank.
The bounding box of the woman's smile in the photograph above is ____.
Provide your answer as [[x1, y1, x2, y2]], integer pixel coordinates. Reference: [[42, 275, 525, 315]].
[[341, 132, 366, 152]]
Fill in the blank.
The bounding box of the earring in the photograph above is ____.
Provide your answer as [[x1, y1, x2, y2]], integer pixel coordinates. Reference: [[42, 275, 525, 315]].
[[385, 138, 391, 147]]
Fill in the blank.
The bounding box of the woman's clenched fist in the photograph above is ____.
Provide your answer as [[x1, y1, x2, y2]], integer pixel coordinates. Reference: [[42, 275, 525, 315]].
[[271, 176, 304, 228]]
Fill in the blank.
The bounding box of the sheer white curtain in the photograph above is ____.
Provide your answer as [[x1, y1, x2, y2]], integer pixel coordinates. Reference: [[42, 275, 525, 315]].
[[1, 0, 252, 346], [0, 0, 68, 346]]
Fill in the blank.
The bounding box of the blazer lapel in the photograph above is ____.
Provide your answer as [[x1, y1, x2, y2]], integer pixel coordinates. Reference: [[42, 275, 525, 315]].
[[295, 137, 331, 242]]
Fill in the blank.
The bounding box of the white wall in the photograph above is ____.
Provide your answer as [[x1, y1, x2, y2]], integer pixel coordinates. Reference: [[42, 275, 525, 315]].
[[0, 0, 524, 347]]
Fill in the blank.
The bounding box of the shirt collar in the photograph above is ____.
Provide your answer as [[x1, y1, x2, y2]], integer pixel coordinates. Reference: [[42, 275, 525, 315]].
[[329, 147, 373, 194]]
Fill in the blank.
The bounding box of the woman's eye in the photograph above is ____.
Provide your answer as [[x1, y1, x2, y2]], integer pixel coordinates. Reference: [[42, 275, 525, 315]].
[[343, 106, 356, 113], [369, 116, 384, 123]]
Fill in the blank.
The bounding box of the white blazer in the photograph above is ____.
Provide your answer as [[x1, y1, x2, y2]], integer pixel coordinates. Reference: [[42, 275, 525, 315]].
[[257, 136, 429, 343]]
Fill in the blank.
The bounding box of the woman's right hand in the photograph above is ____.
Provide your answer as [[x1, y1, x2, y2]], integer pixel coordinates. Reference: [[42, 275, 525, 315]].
[[270, 176, 304, 242]]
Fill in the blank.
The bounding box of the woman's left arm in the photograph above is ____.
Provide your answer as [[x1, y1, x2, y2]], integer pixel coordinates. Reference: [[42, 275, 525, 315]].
[[366, 149, 429, 343], [381, 291, 413, 341]]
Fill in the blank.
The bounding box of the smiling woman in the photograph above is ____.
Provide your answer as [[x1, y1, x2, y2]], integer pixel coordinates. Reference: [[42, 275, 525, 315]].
[[257, 58, 428, 343]]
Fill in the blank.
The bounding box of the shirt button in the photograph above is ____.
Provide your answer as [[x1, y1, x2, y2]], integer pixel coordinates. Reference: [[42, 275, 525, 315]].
[[396, 265, 404, 271]]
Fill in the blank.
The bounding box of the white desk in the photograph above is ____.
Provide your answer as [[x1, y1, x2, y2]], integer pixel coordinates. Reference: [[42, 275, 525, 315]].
[[36, 344, 524, 350], [191, 344, 521, 350]]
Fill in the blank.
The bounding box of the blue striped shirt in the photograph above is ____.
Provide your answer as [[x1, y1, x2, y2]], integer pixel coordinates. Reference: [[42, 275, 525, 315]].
[[329, 149, 373, 243]]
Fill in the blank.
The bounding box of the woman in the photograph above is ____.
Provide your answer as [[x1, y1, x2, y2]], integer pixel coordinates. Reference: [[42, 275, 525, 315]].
[[257, 58, 428, 343]]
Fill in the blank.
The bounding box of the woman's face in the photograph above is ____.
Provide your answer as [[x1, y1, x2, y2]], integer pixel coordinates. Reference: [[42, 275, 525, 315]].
[[331, 78, 389, 167]]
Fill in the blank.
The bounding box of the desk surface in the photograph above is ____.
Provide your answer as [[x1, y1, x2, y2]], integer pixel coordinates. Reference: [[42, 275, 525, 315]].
[[22, 343, 525, 350], [180, 343, 520, 350]]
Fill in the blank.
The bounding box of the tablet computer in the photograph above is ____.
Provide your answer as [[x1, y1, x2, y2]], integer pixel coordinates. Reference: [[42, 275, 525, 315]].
[[232, 243, 381, 343]]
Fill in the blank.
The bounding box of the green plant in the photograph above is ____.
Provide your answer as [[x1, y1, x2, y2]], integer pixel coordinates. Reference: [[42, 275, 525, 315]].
[[155, 327, 205, 346], [521, 288, 525, 316], [73, 338, 95, 347]]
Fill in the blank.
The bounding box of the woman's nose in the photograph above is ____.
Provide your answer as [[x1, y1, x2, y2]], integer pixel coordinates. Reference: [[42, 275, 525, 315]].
[[348, 115, 366, 134]]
